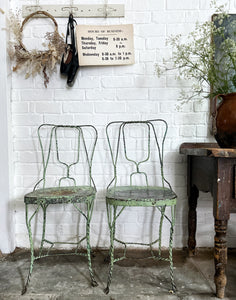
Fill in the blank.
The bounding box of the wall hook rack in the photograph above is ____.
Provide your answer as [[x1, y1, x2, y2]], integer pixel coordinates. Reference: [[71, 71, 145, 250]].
[[22, 4, 125, 18]]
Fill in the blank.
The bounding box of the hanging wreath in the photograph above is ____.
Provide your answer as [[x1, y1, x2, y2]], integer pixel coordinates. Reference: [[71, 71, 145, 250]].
[[8, 10, 65, 87]]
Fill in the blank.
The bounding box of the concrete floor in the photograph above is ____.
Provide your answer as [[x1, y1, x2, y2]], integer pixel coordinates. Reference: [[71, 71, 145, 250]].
[[0, 248, 235, 300]]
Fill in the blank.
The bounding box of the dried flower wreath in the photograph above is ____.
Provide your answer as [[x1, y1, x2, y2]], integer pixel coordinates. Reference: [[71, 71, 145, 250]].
[[8, 10, 65, 87]]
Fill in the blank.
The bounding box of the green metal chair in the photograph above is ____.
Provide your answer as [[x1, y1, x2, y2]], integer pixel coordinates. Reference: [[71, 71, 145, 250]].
[[22, 124, 98, 294], [104, 119, 177, 294]]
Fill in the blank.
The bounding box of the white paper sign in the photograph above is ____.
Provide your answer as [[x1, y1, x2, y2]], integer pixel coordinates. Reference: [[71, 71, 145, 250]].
[[76, 24, 134, 66]]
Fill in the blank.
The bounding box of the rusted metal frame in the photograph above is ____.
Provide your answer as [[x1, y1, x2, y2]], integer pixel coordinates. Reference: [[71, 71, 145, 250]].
[[34, 124, 55, 190], [23, 124, 98, 294], [104, 203, 117, 294], [151, 205, 177, 291], [105, 121, 123, 189], [39, 203, 49, 256], [85, 197, 98, 287], [169, 204, 176, 292], [122, 122, 151, 186], [41, 198, 96, 285], [106, 119, 170, 190], [104, 119, 177, 294], [156, 206, 166, 258], [107, 203, 127, 261], [73, 202, 87, 219], [112, 237, 162, 263], [22, 203, 41, 295], [154, 204, 176, 292], [26, 202, 94, 256], [78, 124, 98, 190], [106, 196, 176, 207], [151, 205, 174, 260], [23, 199, 97, 293], [156, 205, 173, 224], [55, 126, 81, 187], [34, 124, 98, 190], [105, 202, 177, 292], [38, 244, 88, 258], [149, 119, 170, 189]]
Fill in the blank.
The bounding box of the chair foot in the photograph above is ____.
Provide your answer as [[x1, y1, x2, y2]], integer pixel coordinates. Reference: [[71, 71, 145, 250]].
[[104, 287, 109, 294], [22, 263, 34, 295], [21, 286, 27, 295], [169, 283, 177, 294], [91, 280, 98, 287]]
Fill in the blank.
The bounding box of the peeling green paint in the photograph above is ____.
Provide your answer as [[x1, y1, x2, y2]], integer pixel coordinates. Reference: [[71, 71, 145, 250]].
[[104, 120, 177, 294], [22, 124, 98, 294]]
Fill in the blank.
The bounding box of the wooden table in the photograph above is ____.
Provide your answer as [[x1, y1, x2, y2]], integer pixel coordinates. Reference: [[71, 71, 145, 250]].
[[179, 143, 236, 299]]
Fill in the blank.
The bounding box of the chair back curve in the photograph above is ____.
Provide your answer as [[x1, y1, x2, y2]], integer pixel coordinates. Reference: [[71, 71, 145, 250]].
[[34, 124, 98, 190], [106, 119, 172, 190]]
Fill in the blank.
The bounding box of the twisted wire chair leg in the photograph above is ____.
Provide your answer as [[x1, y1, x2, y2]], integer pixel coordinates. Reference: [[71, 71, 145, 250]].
[[39, 204, 47, 257], [22, 260, 34, 295], [22, 204, 37, 295], [104, 205, 116, 294], [103, 203, 112, 264], [158, 206, 165, 258], [169, 226, 176, 292], [104, 226, 115, 294], [86, 201, 98, 287], [86, 222, 98, 287], [169, 206, 176, 293]]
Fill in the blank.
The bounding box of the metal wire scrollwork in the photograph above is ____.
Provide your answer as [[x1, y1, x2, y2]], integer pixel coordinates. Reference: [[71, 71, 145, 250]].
[[104, 119, 177, 294]]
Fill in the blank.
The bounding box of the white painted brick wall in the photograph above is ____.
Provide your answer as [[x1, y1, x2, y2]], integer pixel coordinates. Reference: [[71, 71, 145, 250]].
[[9, 0, 236, 251]]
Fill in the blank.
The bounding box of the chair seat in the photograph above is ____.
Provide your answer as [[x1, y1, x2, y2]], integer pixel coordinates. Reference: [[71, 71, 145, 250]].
[[24, 186, 96, 205], [106, 186, 177, 207]]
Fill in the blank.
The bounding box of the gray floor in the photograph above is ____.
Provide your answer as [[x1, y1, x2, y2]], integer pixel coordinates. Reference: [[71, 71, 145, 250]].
[[0, 248, 235, 300]]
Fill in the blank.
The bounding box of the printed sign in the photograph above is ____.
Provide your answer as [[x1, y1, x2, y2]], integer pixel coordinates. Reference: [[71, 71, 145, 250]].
[[76, 24, 134, 66]]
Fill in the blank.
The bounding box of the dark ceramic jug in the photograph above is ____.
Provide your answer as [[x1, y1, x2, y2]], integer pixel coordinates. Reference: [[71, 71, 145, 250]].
[[212, 92, 236, 148]]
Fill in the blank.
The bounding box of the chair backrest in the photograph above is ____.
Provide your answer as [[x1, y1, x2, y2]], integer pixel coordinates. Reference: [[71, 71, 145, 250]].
[[34, 124, 97, 190], [106, 119, 172, 189]]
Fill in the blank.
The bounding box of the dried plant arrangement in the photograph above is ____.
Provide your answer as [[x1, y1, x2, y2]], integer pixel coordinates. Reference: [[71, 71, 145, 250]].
[[8, 10, 65, 87], [155, 2, 236, 105]]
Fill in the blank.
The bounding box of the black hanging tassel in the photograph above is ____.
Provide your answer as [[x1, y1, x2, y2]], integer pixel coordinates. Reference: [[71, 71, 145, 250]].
[[60, 13, 79, 87]]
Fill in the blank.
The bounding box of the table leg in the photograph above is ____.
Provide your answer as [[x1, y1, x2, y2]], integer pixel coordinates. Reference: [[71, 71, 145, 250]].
[[188, 185, 199, 256], [214, 219, 228, 299]]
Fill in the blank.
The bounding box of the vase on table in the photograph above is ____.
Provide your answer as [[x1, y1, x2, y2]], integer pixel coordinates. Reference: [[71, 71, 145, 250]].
[[212, 92, 236, 148]]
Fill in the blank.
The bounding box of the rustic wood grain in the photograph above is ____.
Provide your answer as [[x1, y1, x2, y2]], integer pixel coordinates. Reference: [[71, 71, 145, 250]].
[[180, 142, 236, 298], [180, 143, 236, 158]]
